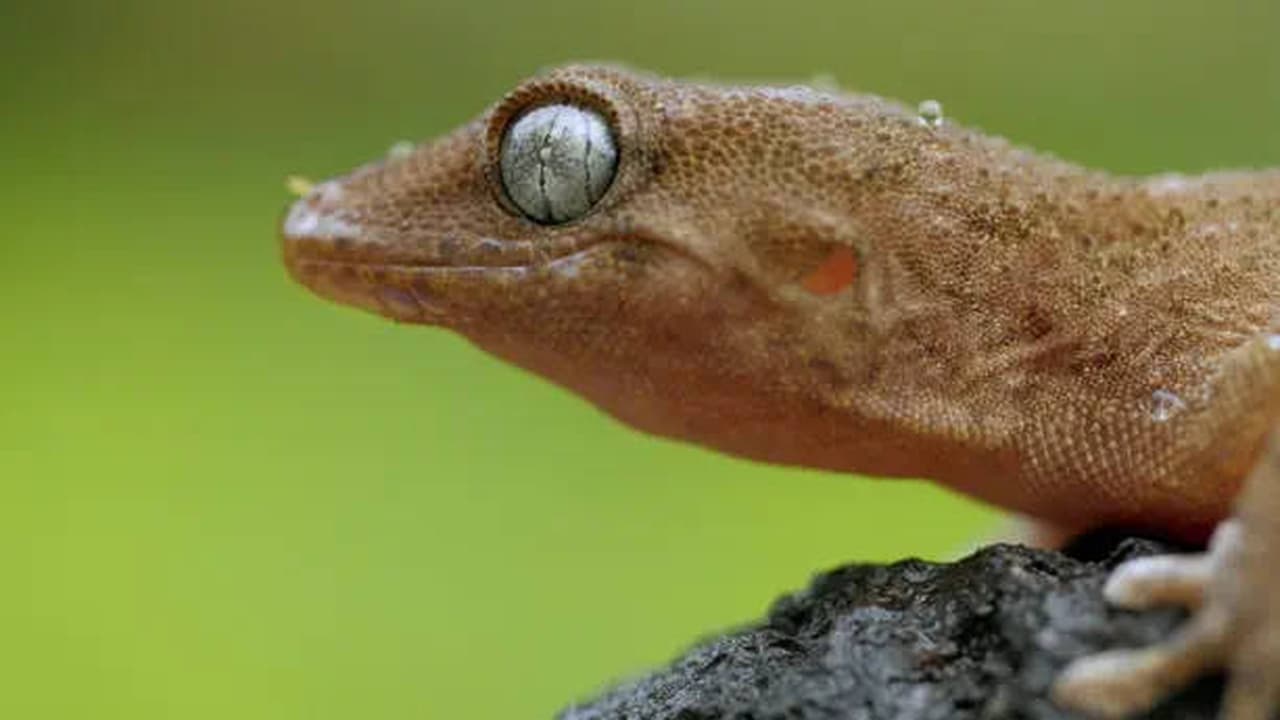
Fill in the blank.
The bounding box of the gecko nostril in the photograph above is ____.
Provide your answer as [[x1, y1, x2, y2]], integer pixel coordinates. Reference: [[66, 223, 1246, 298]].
[[311, 180, 346, 207]]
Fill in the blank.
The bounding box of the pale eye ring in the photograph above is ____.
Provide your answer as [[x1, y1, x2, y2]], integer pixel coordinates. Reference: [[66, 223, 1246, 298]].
[[499, 104, 618, 224]]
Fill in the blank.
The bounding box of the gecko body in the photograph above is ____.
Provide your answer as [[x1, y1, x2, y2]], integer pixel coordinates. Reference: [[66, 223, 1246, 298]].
[[281, 65, 1280, 719]]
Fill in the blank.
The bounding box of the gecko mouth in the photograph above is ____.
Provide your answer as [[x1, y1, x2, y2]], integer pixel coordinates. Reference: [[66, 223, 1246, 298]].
[[280, 182, 595, 270], [279, 184, 606, 322]]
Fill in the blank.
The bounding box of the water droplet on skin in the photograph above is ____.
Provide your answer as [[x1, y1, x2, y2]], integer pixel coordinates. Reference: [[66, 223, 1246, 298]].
[[387, 140, 416, 161], [1150, 389, 1186, 423], [917, 99, 944, 128]]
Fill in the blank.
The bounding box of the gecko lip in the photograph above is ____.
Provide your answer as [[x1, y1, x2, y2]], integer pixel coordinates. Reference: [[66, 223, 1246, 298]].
[[283, 243, 608, 324], [280, 179, 594, 271], [280, 186, 611, 322], [282, 220, 598, 273]]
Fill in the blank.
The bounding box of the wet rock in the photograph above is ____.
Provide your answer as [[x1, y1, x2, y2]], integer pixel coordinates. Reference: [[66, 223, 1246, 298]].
[[560, 536, 1219, 719]]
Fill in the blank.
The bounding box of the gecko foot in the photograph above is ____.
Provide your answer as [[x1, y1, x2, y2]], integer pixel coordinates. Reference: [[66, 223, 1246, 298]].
[[1053, 520, 1280, 719]]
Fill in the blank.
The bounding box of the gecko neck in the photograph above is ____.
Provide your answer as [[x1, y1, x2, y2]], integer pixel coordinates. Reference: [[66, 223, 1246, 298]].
[[784, 148, 1280, 487]]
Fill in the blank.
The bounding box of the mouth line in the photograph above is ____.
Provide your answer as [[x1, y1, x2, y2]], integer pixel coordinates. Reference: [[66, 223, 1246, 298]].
[[282, 240, 605, 274], [282, 240, 615, 324]]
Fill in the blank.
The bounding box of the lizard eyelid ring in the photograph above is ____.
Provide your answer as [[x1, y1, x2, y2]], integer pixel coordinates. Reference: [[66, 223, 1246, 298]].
[[499, 103, 619, 225]]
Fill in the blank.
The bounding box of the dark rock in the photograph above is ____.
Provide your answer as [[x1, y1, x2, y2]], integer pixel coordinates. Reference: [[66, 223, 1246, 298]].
[[559, 537, 1222, 719]]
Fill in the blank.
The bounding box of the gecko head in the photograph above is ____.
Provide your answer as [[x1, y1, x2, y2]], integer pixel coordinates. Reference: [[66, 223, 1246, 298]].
[[282, 63, 951, 457]]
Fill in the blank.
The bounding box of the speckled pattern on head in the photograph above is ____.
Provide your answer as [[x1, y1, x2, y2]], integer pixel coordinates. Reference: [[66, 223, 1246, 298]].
[[283, 61, 1280, 720], [283, 63, 1280, 539]]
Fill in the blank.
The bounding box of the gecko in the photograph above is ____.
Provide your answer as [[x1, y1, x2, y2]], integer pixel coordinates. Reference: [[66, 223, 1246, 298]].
[[279, 64, 1280, 719]]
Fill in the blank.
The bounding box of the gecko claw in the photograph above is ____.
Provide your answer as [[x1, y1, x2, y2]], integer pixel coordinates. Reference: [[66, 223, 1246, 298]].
[[1054, 520, 1280, 719], [1053, 609, 1228, 718], [1101, 553, 1212, 610]]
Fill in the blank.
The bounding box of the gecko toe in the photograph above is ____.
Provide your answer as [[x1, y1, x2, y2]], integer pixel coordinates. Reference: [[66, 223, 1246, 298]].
[[1054, 612, 1228, 718], [1055, 519, 1280, 719], [1103, 553, 1213, 610]]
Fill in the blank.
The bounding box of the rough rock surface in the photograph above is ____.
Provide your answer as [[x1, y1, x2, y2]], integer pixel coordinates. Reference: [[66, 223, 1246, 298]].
[[559, 536, 1222, 719]]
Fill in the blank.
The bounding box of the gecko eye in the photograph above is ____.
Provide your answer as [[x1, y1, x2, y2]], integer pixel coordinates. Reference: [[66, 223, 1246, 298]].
[[499, 104, 618, 224]]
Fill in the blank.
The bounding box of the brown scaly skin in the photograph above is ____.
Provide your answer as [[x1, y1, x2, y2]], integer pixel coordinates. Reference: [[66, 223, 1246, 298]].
[[281, 65, 1280, 718]]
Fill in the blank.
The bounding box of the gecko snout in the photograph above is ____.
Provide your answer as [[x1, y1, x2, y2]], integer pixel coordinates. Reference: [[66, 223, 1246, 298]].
[[281, 179, 364, 248], [279, 176, 399, 318]]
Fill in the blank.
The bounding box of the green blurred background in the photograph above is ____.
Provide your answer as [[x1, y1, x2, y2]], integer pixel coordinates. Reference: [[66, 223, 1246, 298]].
[[4, 1, 1278, 717]]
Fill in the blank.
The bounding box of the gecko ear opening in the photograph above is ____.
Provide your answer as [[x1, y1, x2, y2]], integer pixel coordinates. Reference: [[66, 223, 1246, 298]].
[[740, 203, 866, 299], [802, 246, 859, 296]]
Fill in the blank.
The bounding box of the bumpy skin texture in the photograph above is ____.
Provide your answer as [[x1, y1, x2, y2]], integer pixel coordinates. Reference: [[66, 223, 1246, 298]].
[[281, 65, 1280, 717]]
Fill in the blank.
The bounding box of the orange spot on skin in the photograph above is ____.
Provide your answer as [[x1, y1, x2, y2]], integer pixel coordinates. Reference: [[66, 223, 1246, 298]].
[[801, 246, 857, 295]]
